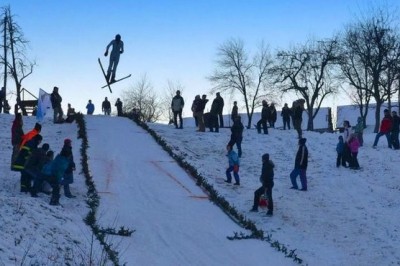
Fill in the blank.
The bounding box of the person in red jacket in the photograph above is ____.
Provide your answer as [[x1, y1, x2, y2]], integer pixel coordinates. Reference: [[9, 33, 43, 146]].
[[373, 109, 392, 148]]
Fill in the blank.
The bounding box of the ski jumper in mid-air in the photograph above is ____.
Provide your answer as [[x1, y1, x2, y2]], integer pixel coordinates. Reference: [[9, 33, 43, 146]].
[[104, 34, 124, 83]]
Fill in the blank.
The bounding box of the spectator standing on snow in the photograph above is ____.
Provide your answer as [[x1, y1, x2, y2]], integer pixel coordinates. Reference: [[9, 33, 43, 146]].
[[228, 116, 244, 158], [342, 120, 351, 167], [336, 135, 345, 168], [256, 100, 269, 134], [0, 87, 5, 113], [13, 134, 43, 192], [65, 103, 76, 123], [348, 133, 360, 169], [215, 92, 224, 128], [191, 95, 205, 132], [171, 90, 184, 129], [290, 138, 308, 191], [225, 144, 240, 185], [50, 86, 63, 123], [373, 109, 392, 149], [292, 99, 305, 139], [390, 111, 399, 150], [281, 103, 291, 130], [209, 95, 220, 133], [48, 148, 71, 206], [268, 103, 277, 128], [61, 139, 76, 198], [86, 100, 95, 115], [191, 95, 200, 128], [26, 143, 50, 197], [250, 153, 274, 216], [11, 113, 24, 167], [231, 101, 238, 123], [115, 98, 123, 116], [353, 117, 364, 146], [102, 97, 111, 115]]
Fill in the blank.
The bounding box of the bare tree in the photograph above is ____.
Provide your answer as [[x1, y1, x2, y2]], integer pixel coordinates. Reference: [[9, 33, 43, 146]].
[[208, 38, 275, 129], [0, 6, 35, 115], [272, 38, 340, 130], [338, 28, 374, 128], [341, 7, 400, 132], [121, 74, 162, 122], [160, 80, 184, 123]]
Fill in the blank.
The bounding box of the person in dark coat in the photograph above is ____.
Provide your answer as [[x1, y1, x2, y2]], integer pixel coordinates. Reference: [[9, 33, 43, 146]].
[[171, 90, 185, 129], [390, 111, 399, 150], [26, 143, 50, 197], [0, 86, 5, 113], [61, 139, 76, 198], [102, 97, 111, 115], [336, 136, 345, 167], [191, 95, 201, 128], [268, 103, 277, 128], [292, 99, 305, 138], [13, 134, 43, 192], [215, 92, 224, 128], [231, 101, 238, 123], [50, 86, 63, 123], [209, 95, 220, 132], [281, 103, 291, 130], [290, 138, 308, 191], [256, 100, 269, 134], [193, 95, 208, 132], [115, 98, 123, 116], [250, 153, 274, 216], [11, 113, 24, 167], [65, 103, 76, 123], [228, 116, 244, 157]]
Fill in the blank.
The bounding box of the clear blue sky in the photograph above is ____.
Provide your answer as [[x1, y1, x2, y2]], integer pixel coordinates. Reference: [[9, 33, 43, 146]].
[[3, 0, 400, 116]]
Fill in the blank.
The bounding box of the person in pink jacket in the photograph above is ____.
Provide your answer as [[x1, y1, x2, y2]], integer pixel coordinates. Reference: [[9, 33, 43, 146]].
[[348, 133, 360, 169]]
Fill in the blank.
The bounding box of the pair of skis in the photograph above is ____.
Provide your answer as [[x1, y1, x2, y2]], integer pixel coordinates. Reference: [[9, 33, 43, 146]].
[[98, 58, 131, 93]]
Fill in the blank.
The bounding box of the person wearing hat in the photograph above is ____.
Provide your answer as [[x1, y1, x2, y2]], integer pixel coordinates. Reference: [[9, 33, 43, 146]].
[[49, 148, 72, 205], [290, 138, 308, 191], [250, 153, 274, 216], [50, 86, 63, 123]]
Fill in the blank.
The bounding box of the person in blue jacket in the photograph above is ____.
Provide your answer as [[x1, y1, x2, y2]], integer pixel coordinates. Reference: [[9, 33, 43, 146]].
[[48, 148, 71, 206], [86, 100, 95, 115], [225, 144, 240, 185]]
